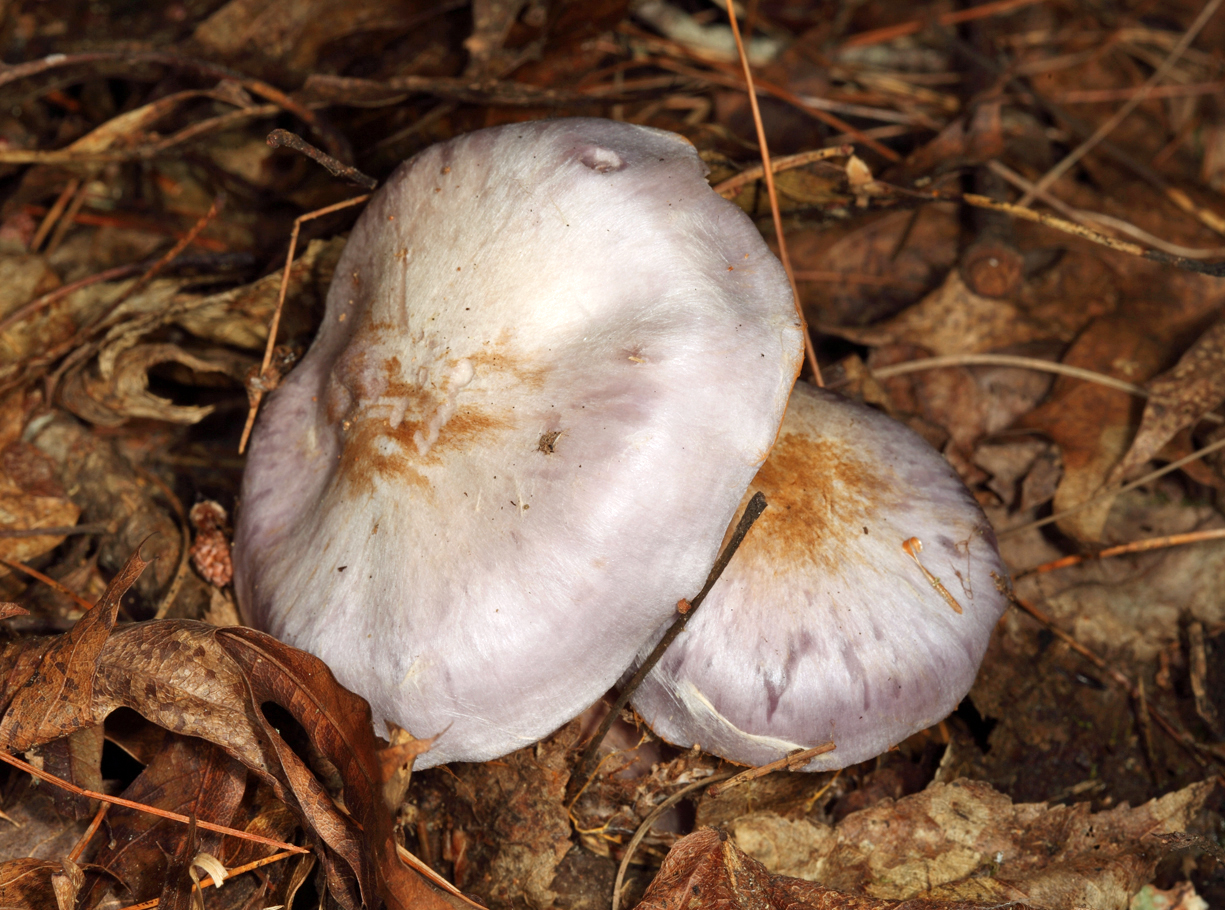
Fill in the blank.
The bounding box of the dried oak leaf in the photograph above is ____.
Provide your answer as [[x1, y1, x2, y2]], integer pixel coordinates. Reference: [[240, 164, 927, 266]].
[[636, 826, 1032, 910], [726, 778, 1216, 910], [0, 547, 147, 752], [86, 737, 247, 909], [1108, 316, 1225, 485], [0, 554, 458, 910], [1020, 314, 1167, 542]]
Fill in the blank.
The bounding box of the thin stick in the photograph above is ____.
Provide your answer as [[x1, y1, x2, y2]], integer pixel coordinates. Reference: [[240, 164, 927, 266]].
[[0, 523, 110, 539], [610, 772, 736, 910], [988, 159, 1225, 259], [1016, 527, 1225, 578], [0, 556, 94, 612], [864, 353, 1148, 397], [842, 0, 1045, 48], [69, 800, 111, 862], [238, 193, 371, 453], [267, 129, 378, 190], [725, 7, 823, 386], [116, 851, 303, 910], [998, 435, 1225, 538], [706, 742, 836, 798], [30, 179, 81, 252], [712, 145, 854, 198], [1018, 0, 1225, 207], [0, 752, 308, 853], [569, 492, 768, 802]]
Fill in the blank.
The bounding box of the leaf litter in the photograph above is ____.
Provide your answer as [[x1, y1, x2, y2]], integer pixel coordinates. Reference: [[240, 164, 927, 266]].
[[0, 0, 1223, 909]]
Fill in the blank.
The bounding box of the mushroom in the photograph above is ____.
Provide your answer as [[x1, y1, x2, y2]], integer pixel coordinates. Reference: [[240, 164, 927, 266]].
[[233, 118, 803, 767], [628, 381, 1009, 771]]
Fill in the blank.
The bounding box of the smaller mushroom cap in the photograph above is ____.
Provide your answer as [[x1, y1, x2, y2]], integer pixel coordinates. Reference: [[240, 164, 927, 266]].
[[629, 382, 1009, 770]]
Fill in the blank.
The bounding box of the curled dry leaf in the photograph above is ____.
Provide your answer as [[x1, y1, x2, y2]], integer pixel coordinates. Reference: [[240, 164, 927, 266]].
[[0, 547, 458, 910], [0, 547, 147, 752], [1108, 316, 1225, 485], [60, 343, 251, 427]]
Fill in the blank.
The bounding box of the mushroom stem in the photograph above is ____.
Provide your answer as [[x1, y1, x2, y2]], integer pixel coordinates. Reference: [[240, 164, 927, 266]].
[[569, 491, 768, 801]]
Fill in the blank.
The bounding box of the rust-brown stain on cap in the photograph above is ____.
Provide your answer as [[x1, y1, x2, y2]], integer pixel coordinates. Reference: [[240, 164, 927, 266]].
[[738, 432, 901, 571]]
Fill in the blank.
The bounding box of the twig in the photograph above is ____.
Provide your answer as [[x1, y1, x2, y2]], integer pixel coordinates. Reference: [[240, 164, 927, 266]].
[[712, 145, 854, 198], [1015, 527, 1225, 578], [841, 0, 1046, 48], [988, 160, 1225, 259], [726, 7, 822, 386], [1018, 0, 1225, 207], [959, 192, 1225, 276], [863, 353, 1149, 398], [29, 179, 81, 252], [238, 193, 371, 453], [116, 851, 303, 910], [706, 742, 837, 798], [0, 523, 110, 539], [0, 556, 95, 612], [267, 129, 378, 190], [569, 492, 768, 803], [69, 800, 111, 863], [0, 751, 308, 853], [611, 771, 736, 910], [999, 435, 1225, 538]]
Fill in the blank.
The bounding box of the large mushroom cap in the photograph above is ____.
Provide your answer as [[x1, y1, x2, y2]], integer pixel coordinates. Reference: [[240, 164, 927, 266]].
[[234, 118, 802, 767], [630, 382, 1009, 770]]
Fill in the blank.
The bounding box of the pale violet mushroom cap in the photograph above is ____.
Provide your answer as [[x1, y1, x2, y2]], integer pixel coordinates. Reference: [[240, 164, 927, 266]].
[[629, 382, 1009, 770], [234, 118, 803, 767]]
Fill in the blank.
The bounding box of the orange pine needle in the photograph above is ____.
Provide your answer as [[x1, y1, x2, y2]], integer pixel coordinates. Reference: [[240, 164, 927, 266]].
[[725, 5, 823, 387]]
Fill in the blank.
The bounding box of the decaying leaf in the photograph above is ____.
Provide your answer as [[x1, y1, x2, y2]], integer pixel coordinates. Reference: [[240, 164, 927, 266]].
[[728, 778, 1216, 910], [0, 547, 147, 752], [30, 417, 179, 602], [1109, 316, 1225, 484], [638, 825, 1037, 910], [826, 270, 1055, 356], [1021, 315, 1167, 542], [60, 342, 251, 427]]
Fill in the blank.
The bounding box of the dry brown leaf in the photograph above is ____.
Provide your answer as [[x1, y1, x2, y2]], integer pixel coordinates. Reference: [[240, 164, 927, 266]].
[[1021, 315, 1168, 542], [727, 779, 1215, 910], [0, 547, 147, 752], [638, 825, 1034, 910], [215, 627, 460, 910], [60, 342, 250, 427], [790, 206, 958, 327], [827, 270, 1056, 356], [1108, 316, 1225, 484], [88, 738, 247, 909], [0, 857, 68, 909], [0, 491, 80, 573], [31, 417, 179, 602], [172, 237, 343, 350]]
